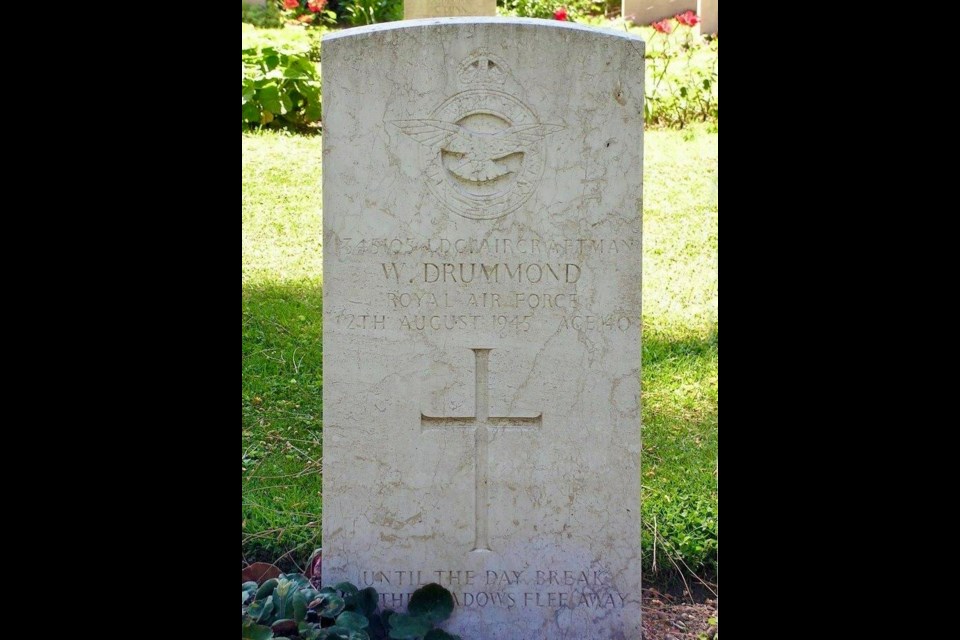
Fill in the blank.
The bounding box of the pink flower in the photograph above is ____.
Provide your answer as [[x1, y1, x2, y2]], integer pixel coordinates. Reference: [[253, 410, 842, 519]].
[[675, 10, 700, 26], [282, 0, 299, 8], [651, 19, 673, 34], [553, 6, 568, 20], [297, 12, 315, 22], [307, 0, 326, 11]]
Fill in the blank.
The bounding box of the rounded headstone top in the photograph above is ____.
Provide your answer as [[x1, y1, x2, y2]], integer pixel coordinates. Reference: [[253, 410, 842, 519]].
[[322, 16, 646, 47]]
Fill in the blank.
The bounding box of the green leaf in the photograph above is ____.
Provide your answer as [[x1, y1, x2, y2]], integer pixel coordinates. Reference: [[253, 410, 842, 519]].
[[304, 96, 323, 122], [274, 580, 293, 619], [280, 92, 294, 115], [299, 622, 322, 640], [408, 584, 454, 623], [272, 619, 299, 636], [243, 620, 275, 640], [321, 626, 359, 640], [257, 579, 279, 599], [336, 582, 360, 596], [368, 609, 390, 639], [284, 57, 318, 79], [282, 573, 312, 589], [293, 591, 309, 623], [424, 631, 461, 640], [294, 78, 319, 96], [243, 581, 260, 594], [354, 587, 379, 617], [249, 595, 276, 624], [387, 613, 432, 639], [258, 84, 282, 115], [316, 594, 346, 618], [336, 610, 370, 631]]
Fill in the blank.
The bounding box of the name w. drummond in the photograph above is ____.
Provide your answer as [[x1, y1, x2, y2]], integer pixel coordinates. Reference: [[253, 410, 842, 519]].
[[382, 261, 582, 284]]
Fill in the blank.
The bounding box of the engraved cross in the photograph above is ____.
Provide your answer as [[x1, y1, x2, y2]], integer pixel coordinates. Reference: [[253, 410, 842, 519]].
[[421, 348, 542, 553]]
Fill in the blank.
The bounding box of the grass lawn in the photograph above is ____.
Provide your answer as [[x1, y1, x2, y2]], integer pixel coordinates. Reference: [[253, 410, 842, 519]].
[[242, 126, 718, 587]]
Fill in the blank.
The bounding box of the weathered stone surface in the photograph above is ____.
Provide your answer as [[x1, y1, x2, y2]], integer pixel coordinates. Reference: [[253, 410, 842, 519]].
[[404, 0, 496, 20], [322, 18, 643, 639]]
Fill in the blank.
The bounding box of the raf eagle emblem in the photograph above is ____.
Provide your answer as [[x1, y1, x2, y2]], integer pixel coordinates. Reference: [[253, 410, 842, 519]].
[[391, 120, 564, 183]]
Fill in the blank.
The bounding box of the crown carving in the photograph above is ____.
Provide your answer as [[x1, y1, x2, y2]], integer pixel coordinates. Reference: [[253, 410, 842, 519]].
[[458, 52, 508, 87]]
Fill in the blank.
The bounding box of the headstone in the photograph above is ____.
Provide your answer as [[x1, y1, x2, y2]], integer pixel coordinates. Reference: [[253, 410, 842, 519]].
[[322, 18, 643, 639], [698, 0, 717, 34], [404, 0, 496, 20], [622, 0, 694, 26]]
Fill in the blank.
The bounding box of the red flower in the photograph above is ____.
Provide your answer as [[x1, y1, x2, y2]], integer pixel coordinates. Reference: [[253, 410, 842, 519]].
[[307, 0, 326, 11], [297, 12, 315, 22], [282, 0, 299, 9], [675, 10, 700, 26], [553, 6, 568, 20], [651, 19, 673, 33]]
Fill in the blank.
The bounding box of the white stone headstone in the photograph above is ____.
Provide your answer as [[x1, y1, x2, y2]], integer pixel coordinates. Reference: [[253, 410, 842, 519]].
[[698, 0, 717, 34], [622, 0, 694, 26], [322, 18, 644, 639], [404, 0, 497, 20]]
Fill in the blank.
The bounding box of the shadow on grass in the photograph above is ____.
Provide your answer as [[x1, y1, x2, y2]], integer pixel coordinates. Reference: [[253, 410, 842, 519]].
[[242, 280, 324, 573]]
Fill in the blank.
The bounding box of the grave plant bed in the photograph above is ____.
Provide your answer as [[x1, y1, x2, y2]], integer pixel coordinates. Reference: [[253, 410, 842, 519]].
[[243, 570, 465, 640], [241, 560, 718, 640]]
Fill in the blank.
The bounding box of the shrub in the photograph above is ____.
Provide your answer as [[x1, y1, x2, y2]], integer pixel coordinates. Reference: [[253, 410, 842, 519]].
[[498, 0, 603, 20], [280, 0, 338, 27], [243, 0, 284, 28], [643, 14, 718, 128], [339, 0, 402, 26], [242, 23, 324, 62], [242, 46, 322, 129]]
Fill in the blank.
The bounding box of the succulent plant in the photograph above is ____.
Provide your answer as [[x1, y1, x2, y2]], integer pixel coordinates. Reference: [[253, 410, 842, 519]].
[[385, 584, 459, 640], [241, 574, 459, 640]]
